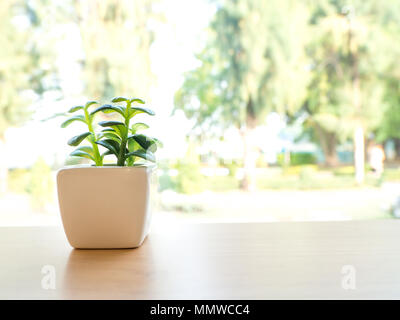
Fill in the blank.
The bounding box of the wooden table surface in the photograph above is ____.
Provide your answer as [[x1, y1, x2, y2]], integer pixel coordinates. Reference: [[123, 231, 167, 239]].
[[1, 220, 400, 299]]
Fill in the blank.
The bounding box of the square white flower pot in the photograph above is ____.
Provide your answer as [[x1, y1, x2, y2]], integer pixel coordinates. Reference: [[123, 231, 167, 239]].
[[57, 165, 155, 249]]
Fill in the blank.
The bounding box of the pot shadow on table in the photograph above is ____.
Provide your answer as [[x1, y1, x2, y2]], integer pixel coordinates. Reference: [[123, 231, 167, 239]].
[[61, 229, 226, 299], [61, 237, 161, 299]]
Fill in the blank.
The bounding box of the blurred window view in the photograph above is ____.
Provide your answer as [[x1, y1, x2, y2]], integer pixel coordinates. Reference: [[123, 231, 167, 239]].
[[0, 0, 400, 227]]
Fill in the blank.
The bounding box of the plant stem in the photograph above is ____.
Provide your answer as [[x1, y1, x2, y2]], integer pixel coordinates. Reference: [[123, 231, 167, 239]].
[[85, 109, 102, 166], [117, 100, 132, 166], [117, 134, 127, 166]]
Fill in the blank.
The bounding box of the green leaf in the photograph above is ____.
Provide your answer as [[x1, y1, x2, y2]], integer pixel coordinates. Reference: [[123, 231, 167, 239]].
[[85, 100, 98, 109], [111, 96, 128, 103], [99, 121, 127, 137], [98, 120, 125, 127], [129, 107, 155, 118], [126, 150, 155, 162], [127, 137, 139, 152], [99, 132, 121, 142], [126, 157, 134, 166], [68, 132, 92, 146], [152, 137, 163, 148], [96, 139, 120, 155], [130, 98, 145, 104], [101, 128, 117, 133], [61, 115, 86, 128], [90, 104, 125, 117], [70, 150, 95, 161], [68, 105, 84, 113], [75, 145, 94, 155], [128, 134, 158, 151], [131, 122, 149, 133]]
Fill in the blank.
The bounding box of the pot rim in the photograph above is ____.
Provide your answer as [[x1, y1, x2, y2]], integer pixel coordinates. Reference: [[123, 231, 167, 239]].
[[57, 164, 157, 173]]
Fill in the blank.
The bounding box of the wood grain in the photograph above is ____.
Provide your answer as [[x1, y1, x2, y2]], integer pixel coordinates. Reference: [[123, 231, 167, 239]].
[[0, 220, 400, 299]]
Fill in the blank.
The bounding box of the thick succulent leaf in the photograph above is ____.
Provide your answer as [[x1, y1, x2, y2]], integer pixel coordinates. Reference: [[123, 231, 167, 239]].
[[68, 105, 84, 113], [61, 115, 86, 128], [111, 96, 128, 103], [99, 132, 121, 142], [70, 150, 94, 161], [130, 98, 145, 104], [67, 132, 92, 146], [99, 121, 127, 137], [127, 138, 139, 152], [85, 100, 98, 109], [128, 134, 158, 151], [126, 157, 134, 166], [101, 128, 117, 133], [152, 137, 163, 148], [96, 139, 120, 155], [130, 122, 149, 133], [125, 150, 155, 162], [98, 120, 125, 127], [75, 145, 94, 155], [90, 104, 125, 117], [129, 107, 155, 118]]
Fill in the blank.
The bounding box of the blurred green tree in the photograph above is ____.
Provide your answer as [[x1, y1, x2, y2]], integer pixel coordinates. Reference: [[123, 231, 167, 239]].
[[174, 141, 205, 194], [175, 0, 311, 190], [176, 0, 400, 185], [0, 0, 57, 193], [378, 79, 400, 158], [74, 0, 161, 100], [374, 2, 400, 158], [302, 0, 398, 181], [28, 157, 54, 210]]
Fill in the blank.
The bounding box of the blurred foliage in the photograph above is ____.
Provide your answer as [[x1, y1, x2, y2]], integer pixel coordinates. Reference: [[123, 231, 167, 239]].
[[282, 165, 318, 176], [28, 157, 54, 210], [175, 0, 311, 188], [8, 158, 54, 210], [0, 0, 61, 138], [301, 0, 395, 166], [8, 168, 30, 193], [333, 166, 356, 176], [157, 160, 176, 192], [383, 168, 400, 181], [74, 0, 161, 101], [175, 0, 311, 130], [277, 152, 317, 166], [175, 0, 400, 177], [219, 159, 242, 177], [0, 0, 62, 193], [173, 143, 204, 194]]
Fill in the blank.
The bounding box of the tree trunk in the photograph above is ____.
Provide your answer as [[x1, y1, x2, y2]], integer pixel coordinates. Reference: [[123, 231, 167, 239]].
[[314, 124, 339, 167], [354, 125, 365, 184], [0, 139, 8, 195], [352, 71, 364, 184], [239, 98, 258, 191], [394, 138, 400, 160], [239, 127, 257, 191], [347, 12, 365, 184]]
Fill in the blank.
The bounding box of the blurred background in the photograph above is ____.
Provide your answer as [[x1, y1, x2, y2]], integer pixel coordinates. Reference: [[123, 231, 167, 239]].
[[1, 0, 400, 227]]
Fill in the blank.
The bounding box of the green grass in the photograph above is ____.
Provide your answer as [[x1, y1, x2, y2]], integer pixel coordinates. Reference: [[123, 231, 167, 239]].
[[202, 167, 400, 192], [204, 175, 239, 191]]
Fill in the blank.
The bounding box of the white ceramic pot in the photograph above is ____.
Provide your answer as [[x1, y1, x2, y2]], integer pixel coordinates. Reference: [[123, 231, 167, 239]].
[[57, 165, 156, 249]]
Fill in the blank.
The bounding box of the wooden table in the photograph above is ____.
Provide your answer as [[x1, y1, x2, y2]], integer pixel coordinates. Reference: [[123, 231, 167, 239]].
[[1, 220, 400, 299]]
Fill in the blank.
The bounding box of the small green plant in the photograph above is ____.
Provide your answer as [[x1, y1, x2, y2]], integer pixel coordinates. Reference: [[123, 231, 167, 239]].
[[61, 97, 162, 166]]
